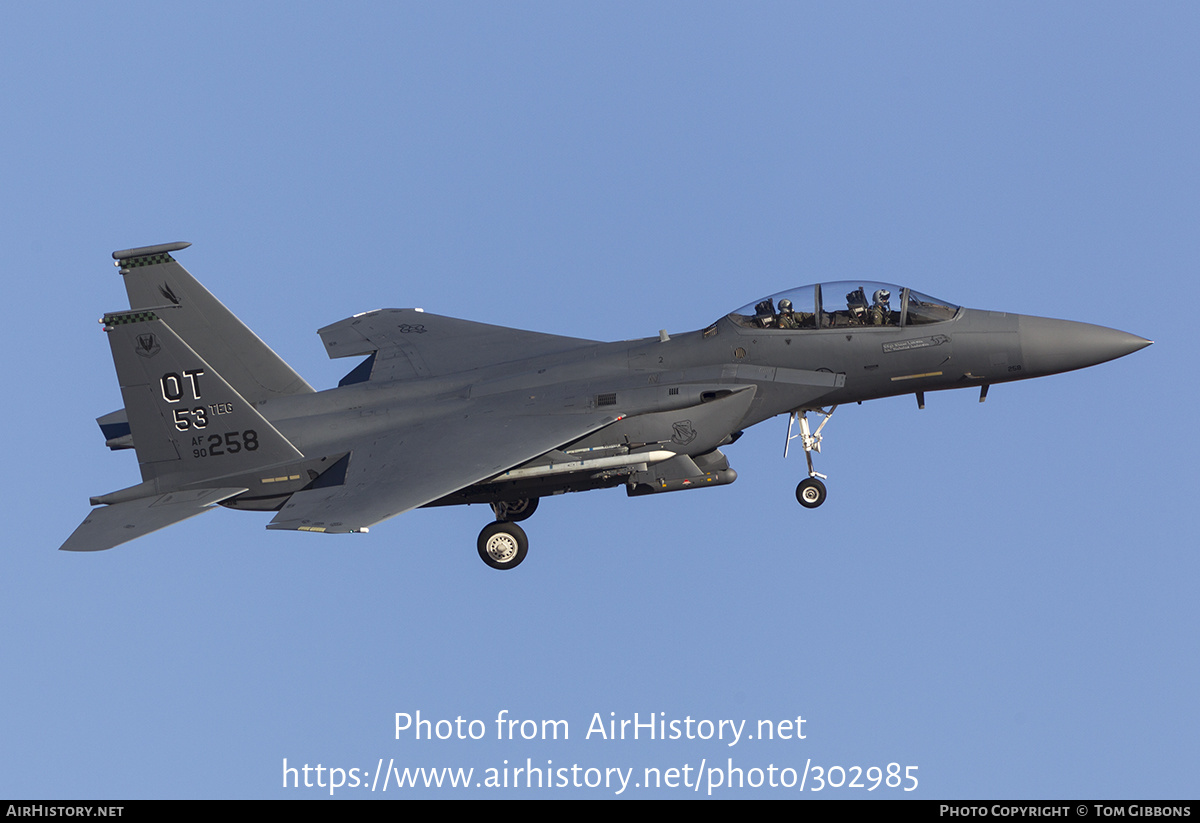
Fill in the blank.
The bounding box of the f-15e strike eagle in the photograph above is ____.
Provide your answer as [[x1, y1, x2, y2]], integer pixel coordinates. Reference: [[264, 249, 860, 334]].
[[61, 242, 1151, 568]]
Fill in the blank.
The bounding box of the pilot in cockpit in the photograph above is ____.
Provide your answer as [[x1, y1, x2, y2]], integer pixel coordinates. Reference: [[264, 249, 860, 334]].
[[871, 288, 892, 326], [777, 298, 800, 329], [776, 298, 814, 330]]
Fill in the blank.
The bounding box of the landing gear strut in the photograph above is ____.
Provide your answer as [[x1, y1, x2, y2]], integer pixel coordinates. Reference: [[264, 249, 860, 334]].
[[477, 521, 528, 570], [785, 406, 837, 509]]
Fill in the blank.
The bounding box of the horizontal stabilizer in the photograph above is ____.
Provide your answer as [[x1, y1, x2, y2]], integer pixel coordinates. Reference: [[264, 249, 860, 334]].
[[60, 488, 247, 552]]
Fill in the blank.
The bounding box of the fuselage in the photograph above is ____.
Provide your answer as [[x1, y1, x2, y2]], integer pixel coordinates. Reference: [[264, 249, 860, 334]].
[[238, 287, 1148, 512]]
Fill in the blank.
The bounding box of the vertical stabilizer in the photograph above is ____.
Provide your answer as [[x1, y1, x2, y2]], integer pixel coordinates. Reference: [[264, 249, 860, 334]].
[[102, 308, 304, 485], [113, 242, 313, 403]]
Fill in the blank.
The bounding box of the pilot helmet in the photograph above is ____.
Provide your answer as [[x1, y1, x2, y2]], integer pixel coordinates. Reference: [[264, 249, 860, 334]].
[[873, 288, 891, 305], [778, 298, 793, 313]]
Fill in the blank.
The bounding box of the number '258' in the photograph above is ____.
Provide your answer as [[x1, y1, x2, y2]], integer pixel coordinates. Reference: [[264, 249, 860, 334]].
[[192, 430, 259, 458]]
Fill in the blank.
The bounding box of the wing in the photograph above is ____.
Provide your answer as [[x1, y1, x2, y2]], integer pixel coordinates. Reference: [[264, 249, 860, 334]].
[[266, 397, 621, 534], [318, 309, 599, 383]]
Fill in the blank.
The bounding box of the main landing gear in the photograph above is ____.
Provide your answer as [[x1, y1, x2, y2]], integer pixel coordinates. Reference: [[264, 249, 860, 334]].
[[477, 498, 539, 570], [477, 521, 528, 570], [785, 406, 837, 509]]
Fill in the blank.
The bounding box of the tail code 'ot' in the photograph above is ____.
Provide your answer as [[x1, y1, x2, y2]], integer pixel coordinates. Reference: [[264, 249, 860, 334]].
[[102, 309, 303, 485]]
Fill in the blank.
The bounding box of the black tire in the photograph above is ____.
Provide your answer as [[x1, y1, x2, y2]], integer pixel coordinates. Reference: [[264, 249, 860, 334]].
[[490, 497, 539, 523], [477, 521, 529, 570], [796, 477, 827, 509]]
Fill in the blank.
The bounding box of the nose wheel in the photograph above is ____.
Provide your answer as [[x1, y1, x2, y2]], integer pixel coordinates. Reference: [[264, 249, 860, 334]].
[[796, 477, 827, 508], [785, 406, 836, 509]]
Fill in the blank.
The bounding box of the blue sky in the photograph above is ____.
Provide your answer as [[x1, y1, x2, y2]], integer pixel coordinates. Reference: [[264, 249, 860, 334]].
[[2, 2, 1195, 798]]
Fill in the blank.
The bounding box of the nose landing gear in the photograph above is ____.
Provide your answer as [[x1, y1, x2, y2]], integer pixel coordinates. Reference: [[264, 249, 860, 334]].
[[785, 406, 836, 509]]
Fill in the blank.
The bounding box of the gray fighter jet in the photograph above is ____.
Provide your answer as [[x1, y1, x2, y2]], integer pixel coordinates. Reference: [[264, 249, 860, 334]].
[[62, 242, 1151, 568]]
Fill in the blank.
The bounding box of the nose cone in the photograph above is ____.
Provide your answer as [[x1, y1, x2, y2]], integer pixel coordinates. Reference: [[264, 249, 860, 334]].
[[1018, 315, 1152, 377]]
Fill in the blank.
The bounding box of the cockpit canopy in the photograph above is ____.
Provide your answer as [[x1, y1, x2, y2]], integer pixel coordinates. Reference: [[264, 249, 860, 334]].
[[727, 281, 959, 330]]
